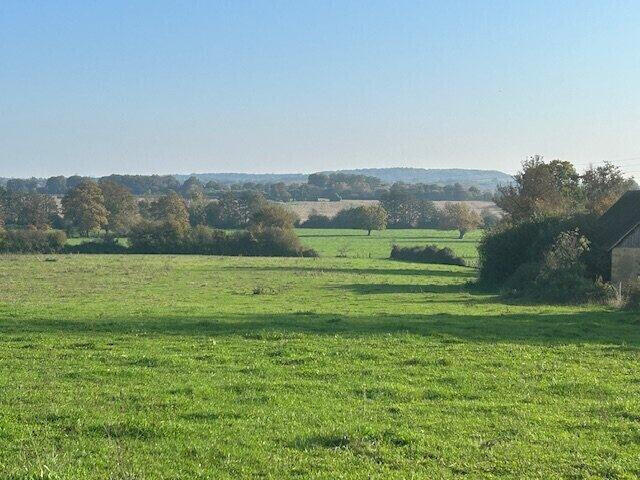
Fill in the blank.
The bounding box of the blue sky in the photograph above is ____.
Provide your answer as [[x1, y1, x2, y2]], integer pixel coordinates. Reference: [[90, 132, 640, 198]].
[[1, 0, 640, 177]]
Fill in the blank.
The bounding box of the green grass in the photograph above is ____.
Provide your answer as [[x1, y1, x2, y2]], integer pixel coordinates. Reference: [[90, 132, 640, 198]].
[[297, 228, 482, 262], [1, 231, 639, 479]]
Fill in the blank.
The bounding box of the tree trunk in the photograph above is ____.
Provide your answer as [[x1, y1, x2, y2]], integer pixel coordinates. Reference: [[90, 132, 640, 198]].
[[458, 230, 465, 239], [368, 229, 371, 236]]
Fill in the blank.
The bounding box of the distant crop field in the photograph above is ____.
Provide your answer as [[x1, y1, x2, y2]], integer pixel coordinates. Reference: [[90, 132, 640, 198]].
[[282, 199, 501, 221], [1, 231, 638, 478]]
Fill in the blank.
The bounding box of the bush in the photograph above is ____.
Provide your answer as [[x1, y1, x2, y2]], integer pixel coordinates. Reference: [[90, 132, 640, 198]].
[[500, 229, 616, 304], [128, 219, 187, 254], [0, 229, 67, 253], [127, 221, 317, 257], [64, 238, 128, 254], [250, 204, 299, 230], [623, 281, 640, 310], [477, 215, 608, 286], [390, 244, 466, 266], [300, 212, 333, 228], [251, 226, 317, 257]]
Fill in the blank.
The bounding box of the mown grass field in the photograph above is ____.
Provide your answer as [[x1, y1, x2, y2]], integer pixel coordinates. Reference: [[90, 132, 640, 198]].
[[1, 230, 639, 479]]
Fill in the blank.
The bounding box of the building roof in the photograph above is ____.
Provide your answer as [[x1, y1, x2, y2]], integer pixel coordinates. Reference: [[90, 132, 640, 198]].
[[598, 190, 640, 251]]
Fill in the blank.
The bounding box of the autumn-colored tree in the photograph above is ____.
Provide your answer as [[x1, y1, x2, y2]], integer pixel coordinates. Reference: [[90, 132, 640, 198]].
[[99, 180, 139, 234], [152, 191, 190, 236], [19, 193, 59, 230], [440, 202, 483, 239], [62, 181, 108, 236], [496, 156, 581, 222], [581, 162, 636, 215]]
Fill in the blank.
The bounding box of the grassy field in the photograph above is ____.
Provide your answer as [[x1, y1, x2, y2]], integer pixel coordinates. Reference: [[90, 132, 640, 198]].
[[1, 231, 639, 479], [297, 228, 482, 262]]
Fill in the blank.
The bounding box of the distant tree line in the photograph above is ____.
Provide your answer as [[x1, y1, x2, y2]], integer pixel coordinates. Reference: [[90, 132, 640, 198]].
[[300, 188, 485, 238], [1, 171, 494, 202], [0, 181, 316, 257]]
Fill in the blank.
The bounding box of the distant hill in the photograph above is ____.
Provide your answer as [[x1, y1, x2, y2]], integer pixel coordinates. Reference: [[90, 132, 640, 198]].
[[173, 172, 308, 185], [177, 167, 513, 190], [322, 168, 513, 189]]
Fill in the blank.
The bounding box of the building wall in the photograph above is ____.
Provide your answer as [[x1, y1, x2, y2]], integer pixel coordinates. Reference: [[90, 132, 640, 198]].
[[612, 247, 640, 285]]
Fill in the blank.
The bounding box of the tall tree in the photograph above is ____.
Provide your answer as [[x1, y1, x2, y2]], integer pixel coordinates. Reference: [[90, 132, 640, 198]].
[[62, 181, 108, 236], [19, 193, 59, 229], [581, 162, 636, 215], [496, 156, 580, 222], [181, 176, 205, 199], [152, 191, 190, 235], [99, 180, 139, 234], [45, 176, 68, 195]]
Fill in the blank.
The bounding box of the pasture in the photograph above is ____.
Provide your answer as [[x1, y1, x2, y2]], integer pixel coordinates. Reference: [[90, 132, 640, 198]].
[[1, 230, 639, 479]]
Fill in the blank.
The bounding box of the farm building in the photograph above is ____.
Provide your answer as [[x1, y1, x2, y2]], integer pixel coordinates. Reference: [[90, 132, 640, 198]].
[[598, 190, 640, 285]]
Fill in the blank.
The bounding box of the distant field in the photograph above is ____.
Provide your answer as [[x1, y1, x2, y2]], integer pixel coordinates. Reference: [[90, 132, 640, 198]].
[[1, 232, 638, 478], [297, 228, 482, 263], [282, 200, 501, 221]]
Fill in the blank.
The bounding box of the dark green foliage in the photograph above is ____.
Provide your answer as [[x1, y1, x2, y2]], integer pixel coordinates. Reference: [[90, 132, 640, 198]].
[[477, 215, 609, 287], [64, 239, 129, 254], [504, 230, 609, 303], [380, 189, 439, 228], [250, 203, 299, 230], [204, 191, 267, 229], [299, 211, 333, 228], [300, 205, 387, 234], [390, 244, 466, 266], [127, 221, 316, 257], [0, 229, 67, 253]]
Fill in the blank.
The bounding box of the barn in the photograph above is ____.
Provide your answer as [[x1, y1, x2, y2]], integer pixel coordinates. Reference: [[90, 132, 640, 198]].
[[598, 190, 640, 285]]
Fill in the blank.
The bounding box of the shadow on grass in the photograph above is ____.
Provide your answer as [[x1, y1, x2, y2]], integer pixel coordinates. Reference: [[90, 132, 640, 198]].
[[335, 283, 468, 295], [2, 311, 638, 346], [224, 265, 477, 278], [386, 237, 479, 244]]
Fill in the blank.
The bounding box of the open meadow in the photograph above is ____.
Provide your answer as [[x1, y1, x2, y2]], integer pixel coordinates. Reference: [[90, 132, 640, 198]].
[[1, 230, 640, 479]]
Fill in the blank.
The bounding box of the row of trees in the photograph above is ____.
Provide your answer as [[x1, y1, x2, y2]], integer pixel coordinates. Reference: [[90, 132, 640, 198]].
[[0, 180, 488, 239], [495, 157, 636, 221], [2, 171, 494, 202], [300, 201, 483, 238]]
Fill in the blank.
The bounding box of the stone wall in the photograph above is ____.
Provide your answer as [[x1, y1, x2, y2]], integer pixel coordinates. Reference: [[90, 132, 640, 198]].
[[612, 248, 640, 285]]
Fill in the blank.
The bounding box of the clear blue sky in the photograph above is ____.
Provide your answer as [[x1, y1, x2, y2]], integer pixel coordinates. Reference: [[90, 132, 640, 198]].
[[2, 0, 640, 178]]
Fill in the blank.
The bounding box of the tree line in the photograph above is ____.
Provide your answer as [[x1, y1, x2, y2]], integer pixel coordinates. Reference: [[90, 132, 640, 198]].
[[1, 171, 494, 202], [0, 176, 490, 240]]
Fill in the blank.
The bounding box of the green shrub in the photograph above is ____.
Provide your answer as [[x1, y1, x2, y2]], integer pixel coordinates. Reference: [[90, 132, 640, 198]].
[[478, 214, 608, 286], [390, 244, 466, 266], [64, 238, 128, 254], [623, 281, 640, 310], [128, 221, 317, 257], [0, 229, 67, 253], [251, 226, 317, 257], [501, 229, 616, 304], [299, 212, 333, 228]]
